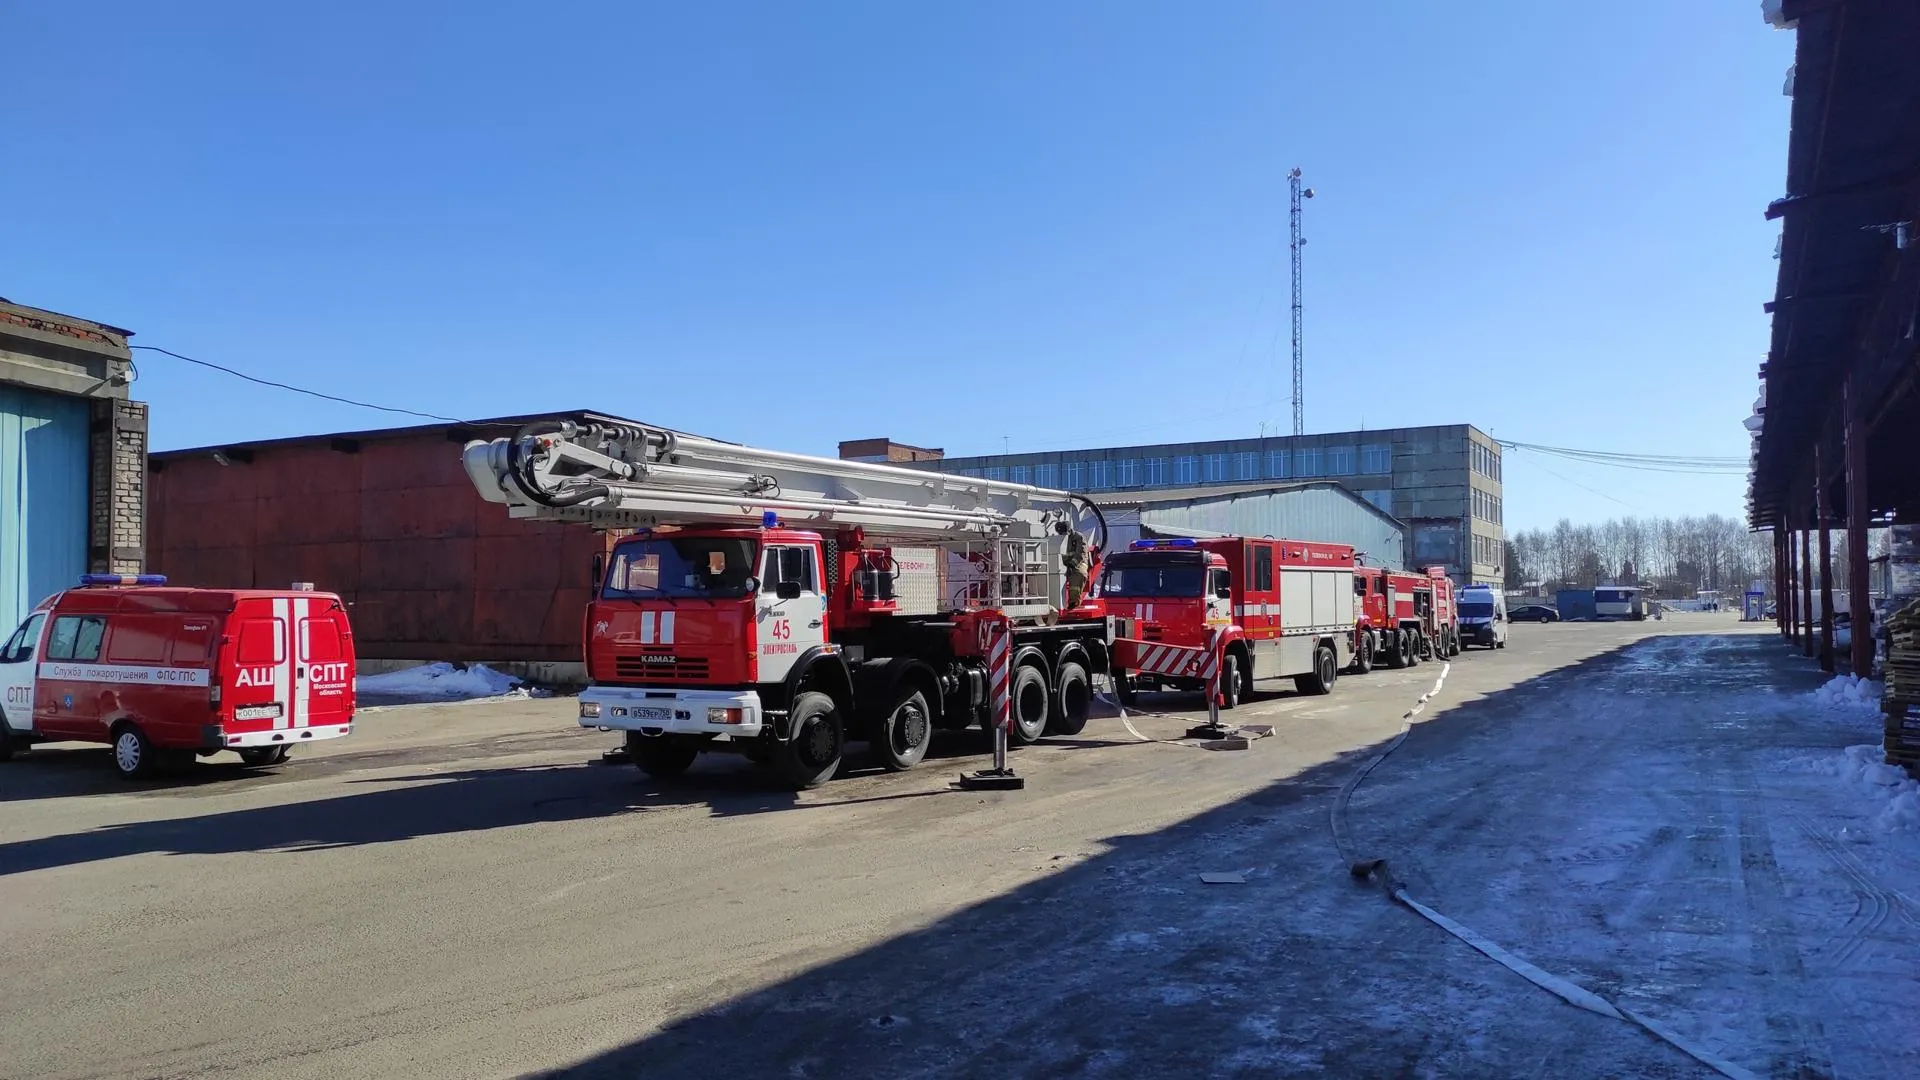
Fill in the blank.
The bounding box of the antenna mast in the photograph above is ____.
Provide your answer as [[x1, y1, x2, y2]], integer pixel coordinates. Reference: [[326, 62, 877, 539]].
[[1288, 167, 1313, 436]]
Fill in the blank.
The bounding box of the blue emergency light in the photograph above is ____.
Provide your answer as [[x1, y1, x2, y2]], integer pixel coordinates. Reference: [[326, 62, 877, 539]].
[[761, 511, 780, 528], [79, 574, 167, 587], [1128, 538, 1198, 550]]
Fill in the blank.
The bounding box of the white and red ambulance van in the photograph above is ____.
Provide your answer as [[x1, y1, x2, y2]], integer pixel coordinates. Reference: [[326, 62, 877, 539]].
[[0, 575, 356, 779]]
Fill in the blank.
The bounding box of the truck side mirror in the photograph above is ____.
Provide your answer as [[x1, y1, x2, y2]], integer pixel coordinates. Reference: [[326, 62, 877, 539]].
[[1216, 586, 1232, 600], [776, 580, 803, 600]]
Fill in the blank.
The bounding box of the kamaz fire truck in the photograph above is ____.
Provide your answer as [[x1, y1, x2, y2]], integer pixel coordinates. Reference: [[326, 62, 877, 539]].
[[1099, 536, 1356, 706], [1350, 565, 1459, 672], [461, 416, 1114, 788]]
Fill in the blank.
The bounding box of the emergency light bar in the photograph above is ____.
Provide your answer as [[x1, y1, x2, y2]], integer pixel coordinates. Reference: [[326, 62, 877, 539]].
[[1128, 538, 1199, 550], [79, 574, 168, 586]]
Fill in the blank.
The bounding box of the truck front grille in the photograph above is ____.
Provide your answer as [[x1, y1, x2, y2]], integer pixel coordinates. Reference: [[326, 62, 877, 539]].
[[614, 655, 712, 682]]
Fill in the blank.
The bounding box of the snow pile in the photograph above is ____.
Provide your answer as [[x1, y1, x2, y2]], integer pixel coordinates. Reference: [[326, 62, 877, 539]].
[[1805, 745, 1920, 834], [1811, 674, 1882, 712], [357, 662, 533, 703]]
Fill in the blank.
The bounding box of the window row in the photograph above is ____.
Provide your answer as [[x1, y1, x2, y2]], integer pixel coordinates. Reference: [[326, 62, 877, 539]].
[[1472, 533, 1504, 568], [958, 442, 1394, 490], [1473, 442, 1502, 481], [1472, 488, 1503, 525]]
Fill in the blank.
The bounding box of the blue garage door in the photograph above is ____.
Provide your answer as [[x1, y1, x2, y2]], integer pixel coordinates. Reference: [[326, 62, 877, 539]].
[[1, 386, 91, 634]]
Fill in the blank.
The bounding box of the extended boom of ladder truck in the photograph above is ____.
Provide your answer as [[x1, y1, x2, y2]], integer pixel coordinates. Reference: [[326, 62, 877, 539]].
[[461, 415, 1116, 788]]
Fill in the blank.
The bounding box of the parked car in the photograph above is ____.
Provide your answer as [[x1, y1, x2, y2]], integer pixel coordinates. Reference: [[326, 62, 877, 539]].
[[1510, 604, 1559, 623]]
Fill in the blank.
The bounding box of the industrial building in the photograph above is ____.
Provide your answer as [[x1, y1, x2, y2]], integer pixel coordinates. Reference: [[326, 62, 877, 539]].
[[858, 424, 1503, 585], [1, 298, 147, 631], [1091, 481, 1407, 569], [148, 412, 611, 676]]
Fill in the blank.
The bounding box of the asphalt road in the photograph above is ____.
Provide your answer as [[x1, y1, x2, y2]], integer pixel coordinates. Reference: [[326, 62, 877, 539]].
[[0, 616, 1775, 1079]]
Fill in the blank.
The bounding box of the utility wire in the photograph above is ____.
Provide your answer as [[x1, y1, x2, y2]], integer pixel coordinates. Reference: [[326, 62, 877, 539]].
[[132, 345, 471, 424]]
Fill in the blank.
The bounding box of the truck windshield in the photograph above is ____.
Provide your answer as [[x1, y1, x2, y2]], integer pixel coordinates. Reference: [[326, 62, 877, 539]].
[[1100, 557, 1206, 598], [1460, 601, 1495, 618], [604, 537, 758, 600]]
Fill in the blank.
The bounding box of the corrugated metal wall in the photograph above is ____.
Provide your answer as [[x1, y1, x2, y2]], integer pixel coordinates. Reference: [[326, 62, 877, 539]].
[[148, 434, 605, 663], [0, 385, 90, 631], [1130, 487, 1406, 569]]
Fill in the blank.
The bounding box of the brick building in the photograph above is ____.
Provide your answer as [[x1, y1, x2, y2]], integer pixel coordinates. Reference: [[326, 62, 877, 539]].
[[0, 298, 147, 631]]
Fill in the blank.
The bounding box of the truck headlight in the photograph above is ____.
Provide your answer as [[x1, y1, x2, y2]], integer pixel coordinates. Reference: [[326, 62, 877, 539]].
[[579, 702, 601, 719], [707, 707, 744, 725]]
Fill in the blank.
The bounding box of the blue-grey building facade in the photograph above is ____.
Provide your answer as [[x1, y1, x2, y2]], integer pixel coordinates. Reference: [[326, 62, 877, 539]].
[[1092, 481, 1408, 570]]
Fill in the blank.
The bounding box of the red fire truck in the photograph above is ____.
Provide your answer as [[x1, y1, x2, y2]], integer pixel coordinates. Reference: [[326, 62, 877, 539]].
[[1101, 536, 1356, 706], [462, 417, 1113, 789], [1351, 565, 1459, 672]]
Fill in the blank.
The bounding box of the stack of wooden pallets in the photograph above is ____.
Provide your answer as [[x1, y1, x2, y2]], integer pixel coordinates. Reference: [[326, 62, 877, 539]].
[[1883, 598, 1920, 773]]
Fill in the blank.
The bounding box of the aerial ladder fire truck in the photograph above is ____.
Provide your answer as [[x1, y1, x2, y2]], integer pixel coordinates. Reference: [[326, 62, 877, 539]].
[[461, 415, 1114, 788]]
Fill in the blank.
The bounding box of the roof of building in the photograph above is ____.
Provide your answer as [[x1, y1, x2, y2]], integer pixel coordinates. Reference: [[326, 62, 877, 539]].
[[150, 410, 694, 460], [1749, 0, 1920, 528], [1090, 479, 1405, 530]]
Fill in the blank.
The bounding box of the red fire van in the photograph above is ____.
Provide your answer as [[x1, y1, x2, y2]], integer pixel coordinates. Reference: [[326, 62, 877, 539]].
[[0, 576, 356, 779]]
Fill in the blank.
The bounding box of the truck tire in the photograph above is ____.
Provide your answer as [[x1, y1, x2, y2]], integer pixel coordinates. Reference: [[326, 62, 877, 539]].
[[1114, 672, 1138, 707], [1404, 631, 1421, 666], [111, 722, 156, 780], [875, 688, 932, 771], [1048, 662, 1092, 737], [1383, 634, 1406, 670], [1007, 665, 1049, 746], [773, 691, 843, 789], [631, 739, 697, 779], [1219, 652, 1242, 710], [1349, 634, 1375, 675], [238, 746, 290, 767], [0, 719, 17, 762], [1294, 645, 1337, 696]]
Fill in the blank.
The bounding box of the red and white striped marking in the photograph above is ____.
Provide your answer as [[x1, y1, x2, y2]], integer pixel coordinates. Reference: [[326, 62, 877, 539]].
[[1200, 627, 1221, 705], [987, 616, 1012, 732], [638, 611, 676, 645]]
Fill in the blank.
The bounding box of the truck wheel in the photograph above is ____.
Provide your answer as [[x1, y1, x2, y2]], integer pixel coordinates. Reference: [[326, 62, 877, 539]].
[[0, 720, 17, 762], [1114, 672, 1138, 707], [1048, 662, 1092, 737], [1007, 665, 1049, 746], [238, 746, 291, 767], [632, 739, 697, 779], [1294, 645, 1337, 696], [876, 688, 932, 771], [1383, 635, 1405, 670], [773, 691, 843, 789], [1219, 653, 1242, 710], [111, 723, 156, 780], [1404, 631, 1421, 666], [1350, 634, 1375, 675]]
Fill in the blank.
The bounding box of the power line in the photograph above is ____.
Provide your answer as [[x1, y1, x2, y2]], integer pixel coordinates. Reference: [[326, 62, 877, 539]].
[[132, 345, 470, 424]]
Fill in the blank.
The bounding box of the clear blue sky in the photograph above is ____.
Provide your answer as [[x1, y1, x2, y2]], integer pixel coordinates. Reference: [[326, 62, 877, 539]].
[[3, 2, 1792, 531]]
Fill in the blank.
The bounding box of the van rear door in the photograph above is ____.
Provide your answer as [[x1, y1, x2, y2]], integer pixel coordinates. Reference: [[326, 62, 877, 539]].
[[298, 601, 354, 727], [225, 600, 291, 736]]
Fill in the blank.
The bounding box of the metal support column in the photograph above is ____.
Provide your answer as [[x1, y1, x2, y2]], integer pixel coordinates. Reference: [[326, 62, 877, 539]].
[[1776, 529, 1788, 635], [1845, 372, 1874, 676], [1786, 530, 1798, 642], [1801, 524, 1815, 657], [1817, 446, 1835, 673]]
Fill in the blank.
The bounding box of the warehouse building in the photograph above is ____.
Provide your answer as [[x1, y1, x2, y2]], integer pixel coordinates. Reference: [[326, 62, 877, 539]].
[[1, 298, 147, 631], [148, 412, 612, 678], [857, 423, 1503, 585], [1092, 481, 1407, 569]]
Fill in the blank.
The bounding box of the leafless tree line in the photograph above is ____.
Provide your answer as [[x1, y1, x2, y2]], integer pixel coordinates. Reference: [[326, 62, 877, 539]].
[[1503, 515, 1780, 598]]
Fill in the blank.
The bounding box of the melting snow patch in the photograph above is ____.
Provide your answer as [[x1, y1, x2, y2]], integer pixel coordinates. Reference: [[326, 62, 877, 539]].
[[1810, 674, 1883, 716], [1805, 745, 1920, 834], [357, 662, 537, 703]]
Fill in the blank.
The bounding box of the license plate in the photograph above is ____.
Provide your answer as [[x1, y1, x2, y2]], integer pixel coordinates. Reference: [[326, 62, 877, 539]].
[[236, 704, 282, 721], [631, 706, 672, 721]]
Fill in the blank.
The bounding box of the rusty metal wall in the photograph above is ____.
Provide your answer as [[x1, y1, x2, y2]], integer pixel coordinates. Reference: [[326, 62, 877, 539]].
[[148, 433, 602, 662]]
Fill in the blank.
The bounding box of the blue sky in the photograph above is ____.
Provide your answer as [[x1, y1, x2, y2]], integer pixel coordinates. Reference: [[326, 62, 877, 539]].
[[4, 2, 1792, 530]]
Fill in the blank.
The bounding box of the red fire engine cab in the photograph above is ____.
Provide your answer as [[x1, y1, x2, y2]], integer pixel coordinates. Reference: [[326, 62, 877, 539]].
[[1351, 565, 1460, 672], [1101, 536, 1356, 705]]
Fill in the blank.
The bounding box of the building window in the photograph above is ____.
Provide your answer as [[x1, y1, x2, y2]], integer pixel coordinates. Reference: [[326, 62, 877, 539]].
[[1088, 460, 1113, 489], [1203, 453, 1227, 482], [1034, 463, 1058, 488], [1115, 458, 1141, 487], [1326, 445, 1356, 476], [1361, 489, 1392, 514], [1361, 443, 1391, 474], [1266, 449, 1290, 478], [1064, 461, 1084, 489], [1144, 457, 1168, 486], [1234, 452, 1259, 480], [985, 466, 1007, 481], [1174, 455, 1199, 484], [1010, 465, 1031, 484], [1295, 446, 1323, 477]]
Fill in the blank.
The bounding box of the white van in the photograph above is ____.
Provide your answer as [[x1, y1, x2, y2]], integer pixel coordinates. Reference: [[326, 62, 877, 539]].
[[1457, 585, 1507, 650]]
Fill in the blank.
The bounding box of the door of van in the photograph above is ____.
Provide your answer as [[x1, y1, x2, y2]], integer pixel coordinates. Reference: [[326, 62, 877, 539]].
[[36, 613, 109, 739], [298, 601, 355, 728], [0, 612, 47, 737]]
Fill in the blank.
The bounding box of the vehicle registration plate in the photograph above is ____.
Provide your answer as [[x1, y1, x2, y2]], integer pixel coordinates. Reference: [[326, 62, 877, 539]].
[[236, 704, 282, 721], [631, 706, 672, 721]]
